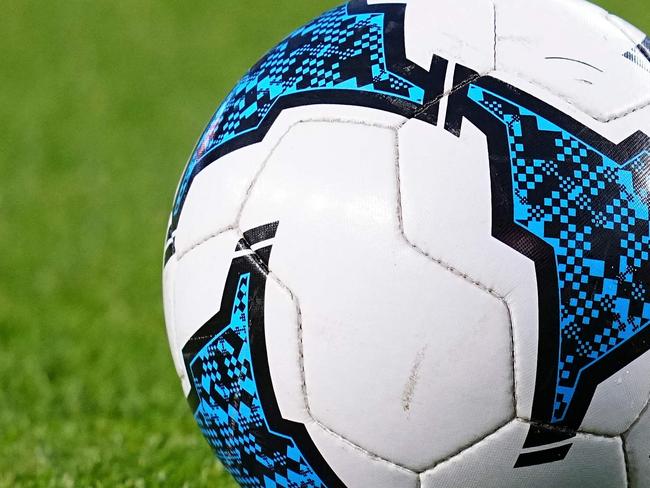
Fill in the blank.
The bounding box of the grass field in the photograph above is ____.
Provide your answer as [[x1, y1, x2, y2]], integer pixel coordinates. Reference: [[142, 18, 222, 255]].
[[0, 1, 647, 486]]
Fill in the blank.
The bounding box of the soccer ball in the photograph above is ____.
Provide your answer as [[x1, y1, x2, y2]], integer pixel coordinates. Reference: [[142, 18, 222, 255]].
[[162, 0, 650, 486]]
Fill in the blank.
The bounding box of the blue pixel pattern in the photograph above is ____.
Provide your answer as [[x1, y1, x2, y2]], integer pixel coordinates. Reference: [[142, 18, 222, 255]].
[[469, 84, 650, 423], [189, 273, 325, 487], [174, 3, 425, 213]]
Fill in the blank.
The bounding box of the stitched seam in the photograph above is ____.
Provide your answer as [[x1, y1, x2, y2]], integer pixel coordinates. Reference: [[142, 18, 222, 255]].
[[393, 126, 511, 301], [504, 296, 519, 420], [602, 11, 650, 130], [492, 0, 521, 429], [309, 417, 418, 475], [398, 72, 490, 130], [420, 418, 625, 477], [175, 117, 405, 261], [179, 111, 521, 357], [182, 232, 628, 477], [176, 224, 237, 262], [494, 65, 650, 123], [420, 419, 513, 474], [231, 239, 421, 475], [623, 391, 650, 436], [604, 11, 645, 52], [263, 270, 312, 420], [491, 2, 650, 123], [622, 434, 632, 488], [519, 418, 621, 440], [394, 121, 519, 438]]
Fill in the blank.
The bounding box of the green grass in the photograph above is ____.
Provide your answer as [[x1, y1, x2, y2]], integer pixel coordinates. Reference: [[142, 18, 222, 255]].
[[0, 1, 646, 486]]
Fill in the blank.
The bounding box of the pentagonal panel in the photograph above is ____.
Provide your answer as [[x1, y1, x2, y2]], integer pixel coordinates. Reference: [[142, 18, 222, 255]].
[[239, 117, 513, 471], [421, 420, 627, 488]]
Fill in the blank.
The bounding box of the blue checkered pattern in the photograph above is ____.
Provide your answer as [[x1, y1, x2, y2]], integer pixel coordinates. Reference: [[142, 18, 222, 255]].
[[189, 273, 325, 487], [469, 84, 650, 423], [173, 3, 425, 214]]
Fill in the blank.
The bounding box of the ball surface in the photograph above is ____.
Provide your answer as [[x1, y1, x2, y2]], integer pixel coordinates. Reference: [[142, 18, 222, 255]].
[[163, 0, 650, 486]]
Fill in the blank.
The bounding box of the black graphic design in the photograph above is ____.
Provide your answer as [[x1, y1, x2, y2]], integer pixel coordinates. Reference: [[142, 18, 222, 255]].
[[182, 223, 346, 487], [169, 0, 650, 477]]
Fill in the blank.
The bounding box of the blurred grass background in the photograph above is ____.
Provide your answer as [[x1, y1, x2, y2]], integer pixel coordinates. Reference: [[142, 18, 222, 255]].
[[0, 0, 647, 486]]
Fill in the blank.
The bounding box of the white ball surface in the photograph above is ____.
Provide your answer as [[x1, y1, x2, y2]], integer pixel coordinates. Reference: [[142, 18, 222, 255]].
[[163, 1, 650, 486]]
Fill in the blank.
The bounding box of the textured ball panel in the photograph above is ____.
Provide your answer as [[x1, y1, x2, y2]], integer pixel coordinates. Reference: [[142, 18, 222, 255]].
[[495, 0, 650, 121], [398, 116, 540, 421], [162, 255, 186, 392], [238, 120, 514, 471], [174, 143, 265, 257], [174, 232, 344, 487], [171, 230, 241, 368], [420, 420, 627, 488], [305, 421, 419, 488], [370, 0, 496, 73], [580, 350, 650, 435], [263, 276, 311, 426], [624, 404, 650, 486]]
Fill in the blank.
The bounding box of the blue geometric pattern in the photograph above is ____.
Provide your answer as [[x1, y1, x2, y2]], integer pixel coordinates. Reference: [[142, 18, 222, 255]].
[[189, 273, 325, 487], [174, 3, 425, 214], [469, 84, 650, 423]]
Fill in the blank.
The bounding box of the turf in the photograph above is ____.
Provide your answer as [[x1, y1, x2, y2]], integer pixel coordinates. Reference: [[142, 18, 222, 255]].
[[0, 1, 647, 486]]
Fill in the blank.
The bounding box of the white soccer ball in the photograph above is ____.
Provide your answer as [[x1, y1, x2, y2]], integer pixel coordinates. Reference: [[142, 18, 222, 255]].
[[162, 0, 650, 486]]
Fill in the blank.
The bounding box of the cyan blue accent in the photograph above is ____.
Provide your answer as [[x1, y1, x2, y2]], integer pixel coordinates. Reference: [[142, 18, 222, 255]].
[[174, 3, 425, 214], [469, 84, 650, 423], [189, 273, 325, 487]]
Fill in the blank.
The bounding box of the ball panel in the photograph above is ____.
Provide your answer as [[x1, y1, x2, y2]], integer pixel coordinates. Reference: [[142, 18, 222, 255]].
[[421, 420, 627, 488], [495, 0, 650, 121], [489, 70, 650, 143], [238, 119, 514, 470], [175, 142, 265, 257], [580, 350, 650, 435], [172, 230, 241, 371], [305, 421, 419, 488], [387, 0, 495, 73], [463, 77, 650, 435], [264, 275, 312, 425], [398, 115, 541, 421], [176, 239, 346, 487], [175, 102, 407, 258], [624, 403, 650, 486], [162, 255, 189, 394]]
